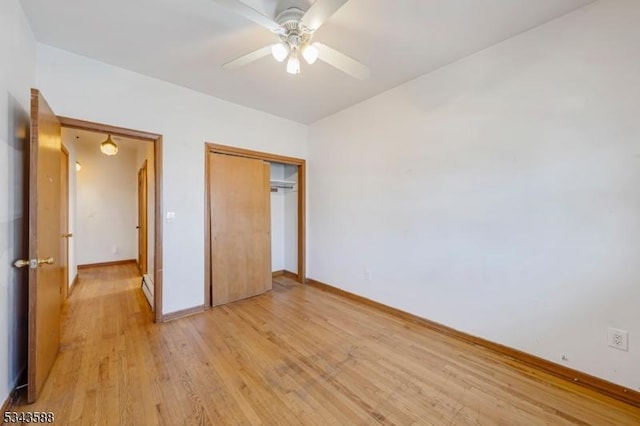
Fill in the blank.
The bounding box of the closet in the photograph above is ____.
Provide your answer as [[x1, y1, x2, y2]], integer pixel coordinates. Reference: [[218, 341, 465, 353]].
[[206, 145, 305, 307], [269, 163, 298, 276]]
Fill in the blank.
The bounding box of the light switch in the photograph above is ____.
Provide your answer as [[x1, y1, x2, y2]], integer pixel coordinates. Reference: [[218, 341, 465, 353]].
[[166, 211, 175, 223]]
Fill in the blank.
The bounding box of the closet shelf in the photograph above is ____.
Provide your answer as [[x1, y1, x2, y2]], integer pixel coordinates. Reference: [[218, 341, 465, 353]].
[[270, 179, 296, 190]]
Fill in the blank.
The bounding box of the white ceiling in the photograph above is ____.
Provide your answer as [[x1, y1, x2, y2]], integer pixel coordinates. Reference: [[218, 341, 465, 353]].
[[21, 0, 594, 124]]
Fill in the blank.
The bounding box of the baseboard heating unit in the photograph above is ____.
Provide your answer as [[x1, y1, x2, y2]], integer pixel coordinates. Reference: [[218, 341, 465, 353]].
[[141, 274, 154, 310]]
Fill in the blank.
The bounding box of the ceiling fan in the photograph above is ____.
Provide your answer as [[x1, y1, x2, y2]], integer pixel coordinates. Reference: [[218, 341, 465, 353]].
[[214, 0, 370, 79]]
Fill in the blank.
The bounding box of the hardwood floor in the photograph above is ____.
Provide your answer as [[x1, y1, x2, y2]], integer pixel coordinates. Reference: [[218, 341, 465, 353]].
[[8, 264, 640, 425]]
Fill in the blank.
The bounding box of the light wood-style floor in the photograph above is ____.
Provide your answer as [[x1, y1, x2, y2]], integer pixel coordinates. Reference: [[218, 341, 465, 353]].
[[9, 264, 640, 425]]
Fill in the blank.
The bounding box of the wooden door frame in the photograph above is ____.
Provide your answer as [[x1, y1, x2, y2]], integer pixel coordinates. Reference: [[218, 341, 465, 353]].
[[204, 143, 306, 307], [60, 144, 70, 301], [137, 160, 148, 276], [58, 116, 164, 323]]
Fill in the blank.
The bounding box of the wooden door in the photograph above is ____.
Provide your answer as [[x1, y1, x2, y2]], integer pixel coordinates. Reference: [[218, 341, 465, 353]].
[[137, 161, 148, 275], [209, 153, 271, 306], [28, 89, 63, 403], [60, 146, 70, 300]]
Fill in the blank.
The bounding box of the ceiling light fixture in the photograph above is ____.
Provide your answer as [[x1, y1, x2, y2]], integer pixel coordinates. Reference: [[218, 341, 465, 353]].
[[301, 43, 319, 65], [219, 2, 370, 80], [271, 42, 289, 62], [100, 134, 118, 156], [286, 48, 301, 74]]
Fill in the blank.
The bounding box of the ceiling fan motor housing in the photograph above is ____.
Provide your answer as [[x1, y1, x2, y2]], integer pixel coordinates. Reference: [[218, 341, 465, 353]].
[[276, 7, 306, 30]]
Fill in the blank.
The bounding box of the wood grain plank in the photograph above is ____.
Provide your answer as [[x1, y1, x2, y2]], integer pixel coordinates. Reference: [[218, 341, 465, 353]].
[[8, 265, 640, 424], [307, 277, 640, 409]]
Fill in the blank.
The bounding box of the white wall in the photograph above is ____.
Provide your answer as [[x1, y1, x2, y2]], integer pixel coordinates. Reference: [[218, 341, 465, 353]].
[[308, 0, 640, 391], [35, 45, 308, 314], [270, 163, 285, 271], [0, 0, 35, 404], [76, 142, 138, 264]]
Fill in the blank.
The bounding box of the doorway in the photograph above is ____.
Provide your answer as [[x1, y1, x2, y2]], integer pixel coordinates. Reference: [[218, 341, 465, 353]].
[[204, 143, 306, 307], [18, 89, 165, 404], [58, 117, 164, 323]]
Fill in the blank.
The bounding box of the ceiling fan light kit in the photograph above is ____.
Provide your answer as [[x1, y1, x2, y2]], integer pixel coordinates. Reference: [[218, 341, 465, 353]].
[[271, 42, 289, 62], [273, 8, 316, 74], [302, 43, 319, 64], [286, 49, 301, 74], [217, 0, 369, 79]]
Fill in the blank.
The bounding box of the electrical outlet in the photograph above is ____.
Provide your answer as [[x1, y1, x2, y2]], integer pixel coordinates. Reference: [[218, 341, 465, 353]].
[[607, 328, 629, 351], [364, 269, 371, 281]]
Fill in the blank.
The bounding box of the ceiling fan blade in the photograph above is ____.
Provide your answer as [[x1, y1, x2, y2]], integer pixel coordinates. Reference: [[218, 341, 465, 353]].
[[222, 45, 273, 69], [301, 0, 349, 31], [213, 0, 283, 33], [315, 42, 370, 80]]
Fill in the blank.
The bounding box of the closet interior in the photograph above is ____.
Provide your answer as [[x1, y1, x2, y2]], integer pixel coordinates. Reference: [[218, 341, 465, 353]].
[[269, 162, 298, 278]]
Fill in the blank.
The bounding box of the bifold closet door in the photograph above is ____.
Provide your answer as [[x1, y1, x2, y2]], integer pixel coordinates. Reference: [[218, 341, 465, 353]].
[[209, 152, 272, 306]]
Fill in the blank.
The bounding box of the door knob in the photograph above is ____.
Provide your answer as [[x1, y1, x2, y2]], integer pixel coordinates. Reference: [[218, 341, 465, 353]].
[[14, 257, 54, 269], [62, 233, 73, 238], [13, 259, 34, 268]]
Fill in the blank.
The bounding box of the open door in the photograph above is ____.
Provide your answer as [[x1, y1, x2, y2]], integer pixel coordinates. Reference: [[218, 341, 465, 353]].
[[137, 161, 148, 275], [14, 89, 63, 403], [209, 153, 271, 306]]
